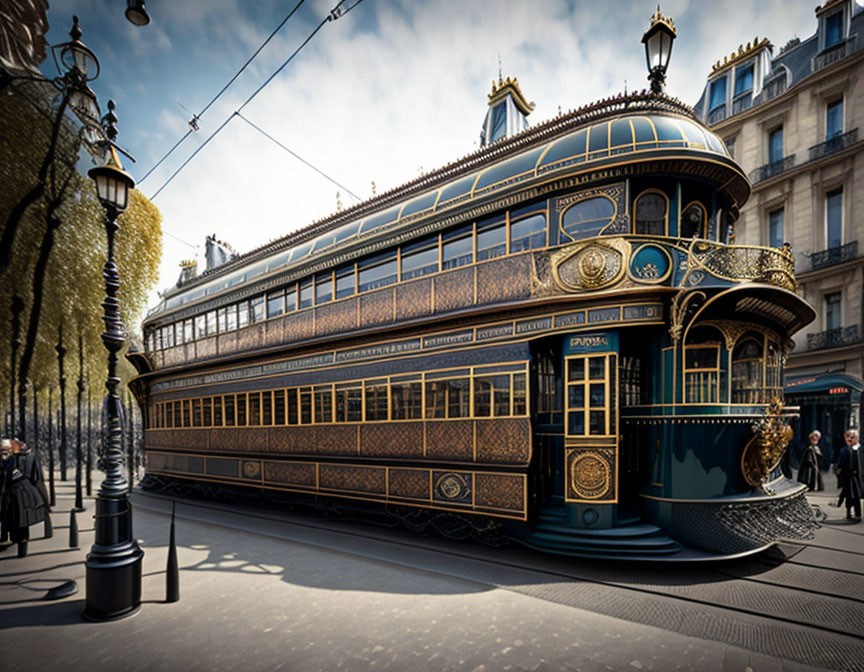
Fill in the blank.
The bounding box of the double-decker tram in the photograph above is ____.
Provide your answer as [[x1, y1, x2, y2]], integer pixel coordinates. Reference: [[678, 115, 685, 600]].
[[130, 81, 818, 560]]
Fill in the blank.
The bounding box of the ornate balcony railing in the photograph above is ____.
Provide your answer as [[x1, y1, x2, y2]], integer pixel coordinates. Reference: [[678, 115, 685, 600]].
[[685, 240, 797, 290], [708, 105, 727, 125], [807, 325, 861, 351], [749, 154, 795, 184], [812, 34, 859, 72], [761, 74, 788, 103], [809, 128, 859, 161], [732, 94, 753, 115], [809, 241, 858, 271]]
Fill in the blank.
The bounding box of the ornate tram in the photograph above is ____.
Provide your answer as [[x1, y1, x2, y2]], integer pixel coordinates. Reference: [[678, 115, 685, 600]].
[[131, 81, 817, 559]]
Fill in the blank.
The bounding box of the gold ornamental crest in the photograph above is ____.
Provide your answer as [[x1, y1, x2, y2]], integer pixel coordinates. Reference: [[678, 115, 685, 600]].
[[570, 452, 610, 499], [242, 460, 261, 478], [741, 397, 794, 487], [552, 238, 629, 292]]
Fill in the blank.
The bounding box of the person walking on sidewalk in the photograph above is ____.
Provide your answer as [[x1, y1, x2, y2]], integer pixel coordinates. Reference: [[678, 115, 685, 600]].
[[0, 438, 47, 557], [798, 430, 824, 491], [835, 429, 863, 522], [14, 439, 51, 534]]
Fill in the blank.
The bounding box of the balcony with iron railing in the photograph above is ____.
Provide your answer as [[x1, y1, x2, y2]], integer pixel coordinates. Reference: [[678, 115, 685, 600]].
[[807, 325, 861, 351], [732, 93, 753, 115], [760, 74, 788, 103], [812, 34, 860, 72], [809, 241, 858, 271], [809, 128, 859, 161], [708, 105, 727, 125], [749, 154, 795, 184]]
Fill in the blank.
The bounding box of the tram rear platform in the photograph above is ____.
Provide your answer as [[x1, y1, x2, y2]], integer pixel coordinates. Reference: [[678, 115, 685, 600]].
[[0, 472, 861, 672]]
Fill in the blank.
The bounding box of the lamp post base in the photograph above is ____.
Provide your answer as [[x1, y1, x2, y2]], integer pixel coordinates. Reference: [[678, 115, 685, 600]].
[[83, 492, 144, 621]]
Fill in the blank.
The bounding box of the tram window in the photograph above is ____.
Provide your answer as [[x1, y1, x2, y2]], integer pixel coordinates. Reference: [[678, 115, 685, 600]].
[[448, 379, 471, 418], [267, 291, 284, 318], [335, 384, 362, 422], [236, 394, 247, 426], [589, 410, 606, 435], [226, 305, 237, 331], [298, 280, 312, 310], [561, 197, 615, 240], [634, 192, 667, 235], [224, 396, 235, 426], [183, 319, 194, 342], [684, 343, 720, 404], [476, 217, 506, 261], [732, 337, 764, 404], [681, 202, 706, 238], [425, 381, 446, 418], [390, 378, 422, 419], [262, 391, 273, 425], [568, 359, 584, 381], [206, 311, 217, 335], [493, 375, 511, 416], [175, 322, 184, 346], [237, 301, 249, 329], [474, 378, 492, 417], [335, 266, 356, 299], [251, 296, 265, 323], [314, 386, 333, 423], [248, 393, 261, 426], [174, 401, 182, 428], [164, 326, 174, 349], [589, 357, 605, 380], [217, 308, 227, 333], [315, 273, 333, 304], [401, 240, 439, 280], [285, 286, 297, 312], [513, 374, 527, 415], [273, 390, 285, 425], [195, 314, 206, 338], [442, 227, 473, 270], [299, 388, 312, 424], [286, 389, 299, 425], [213, 397, 223, 426], [510, 213, 546, 252], [568, 411, 585, 435], [202, 398, 212, 427], [365, 380, 388, 421], [358, 256, 398, 294], [182, 400, 191, 427]]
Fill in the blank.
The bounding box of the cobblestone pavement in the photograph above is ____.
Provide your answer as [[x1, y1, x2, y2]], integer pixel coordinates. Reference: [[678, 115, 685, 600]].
[[0, 472, 860, 672]]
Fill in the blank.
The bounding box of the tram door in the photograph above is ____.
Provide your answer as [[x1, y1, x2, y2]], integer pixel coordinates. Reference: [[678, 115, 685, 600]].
[[562, 333, 619, 528]]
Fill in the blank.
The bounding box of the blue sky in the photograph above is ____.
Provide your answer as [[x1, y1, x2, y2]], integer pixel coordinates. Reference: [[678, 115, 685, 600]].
[[40, 1, 822, 311]]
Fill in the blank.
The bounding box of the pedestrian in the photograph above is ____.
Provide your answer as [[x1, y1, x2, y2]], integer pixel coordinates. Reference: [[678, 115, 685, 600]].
[[14, 439, 51, 532], [835, 428, 862, 522], [797, 430, 824, 491], [0, 438, 48, 557]]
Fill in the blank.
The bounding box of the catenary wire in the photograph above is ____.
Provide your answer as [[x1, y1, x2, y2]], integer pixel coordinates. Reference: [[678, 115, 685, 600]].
[[138, 0, 308, 184], [149, 0, 364, 202]]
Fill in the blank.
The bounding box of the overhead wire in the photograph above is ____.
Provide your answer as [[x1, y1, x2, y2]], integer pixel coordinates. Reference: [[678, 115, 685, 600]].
[[149, 0, 365, 202], [138, 0, 308, 184]]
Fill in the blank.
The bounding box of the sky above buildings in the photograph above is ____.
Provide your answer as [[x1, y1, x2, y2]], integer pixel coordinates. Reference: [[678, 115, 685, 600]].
[[40, 0, 824, 315]]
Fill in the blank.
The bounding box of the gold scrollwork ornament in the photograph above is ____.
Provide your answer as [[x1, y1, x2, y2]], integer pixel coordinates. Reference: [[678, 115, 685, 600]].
[[741, 397, 794, 488]]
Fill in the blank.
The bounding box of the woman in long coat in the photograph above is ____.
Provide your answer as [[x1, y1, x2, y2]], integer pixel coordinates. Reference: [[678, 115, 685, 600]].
[[0, 439, 47, 557], [797, 430, 824, 491]]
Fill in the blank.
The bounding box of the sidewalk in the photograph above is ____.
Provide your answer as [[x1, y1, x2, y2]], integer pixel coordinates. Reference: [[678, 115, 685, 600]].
[[0, 471, 858, 672]]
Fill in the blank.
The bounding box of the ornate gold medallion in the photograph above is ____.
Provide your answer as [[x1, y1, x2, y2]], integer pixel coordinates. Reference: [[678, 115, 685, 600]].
[[570, 452, 610, 499], [242, 460, 261, 478]]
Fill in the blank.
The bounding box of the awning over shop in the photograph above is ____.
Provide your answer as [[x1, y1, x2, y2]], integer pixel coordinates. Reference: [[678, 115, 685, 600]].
[[785, 372, 864, 396]]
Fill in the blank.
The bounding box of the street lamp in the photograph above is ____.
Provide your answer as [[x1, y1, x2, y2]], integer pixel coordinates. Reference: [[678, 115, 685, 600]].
[[641, 5, 677, 94], [83, 100, 143, 621], [125, 1, 151, 27]]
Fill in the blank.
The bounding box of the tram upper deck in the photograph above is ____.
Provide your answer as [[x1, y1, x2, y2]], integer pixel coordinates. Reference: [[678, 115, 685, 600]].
[[140, 93, 808, 374]]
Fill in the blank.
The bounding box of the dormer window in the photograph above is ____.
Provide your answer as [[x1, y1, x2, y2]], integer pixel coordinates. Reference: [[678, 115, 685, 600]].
[[480, 75, 534, 147], [489, 102, 507, 143], [708, 77, 726, 111], [825, 10, 844, 47], [734, 63, 754, 96]]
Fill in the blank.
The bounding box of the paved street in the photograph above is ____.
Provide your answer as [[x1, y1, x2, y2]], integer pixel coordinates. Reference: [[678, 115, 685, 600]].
[[0, 472, 861, 672]]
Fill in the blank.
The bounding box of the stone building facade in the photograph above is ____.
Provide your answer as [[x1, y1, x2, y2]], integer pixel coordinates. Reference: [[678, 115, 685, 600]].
[[693, 0, 863, 445]]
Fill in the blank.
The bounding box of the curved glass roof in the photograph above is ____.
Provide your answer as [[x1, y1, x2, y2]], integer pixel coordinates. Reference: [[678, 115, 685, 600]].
[[152, 113, 732, 316]]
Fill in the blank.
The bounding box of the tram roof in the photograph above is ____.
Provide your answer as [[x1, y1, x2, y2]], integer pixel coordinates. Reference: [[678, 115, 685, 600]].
[[148, 91, 741, 320]]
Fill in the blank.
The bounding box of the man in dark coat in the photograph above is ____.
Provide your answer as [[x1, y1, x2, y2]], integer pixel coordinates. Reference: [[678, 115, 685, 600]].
[[14, 439, 51, 537], [797, 430, 824, 491], [1, 438, 48, 557], [835, 429, 862, 522]]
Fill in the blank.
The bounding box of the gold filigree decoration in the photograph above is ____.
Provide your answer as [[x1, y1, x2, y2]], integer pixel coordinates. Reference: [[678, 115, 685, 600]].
[[552, 238, 628, 292], [634, 262, 659, 279], [741, 398, 794, 488], [435, 472, 470, 500], [680, 239, 797, 290], [668, 288, 706, 343], [570, 452, 610, 500], [711, 37, 772, 75], [242, 460, 261, 478]]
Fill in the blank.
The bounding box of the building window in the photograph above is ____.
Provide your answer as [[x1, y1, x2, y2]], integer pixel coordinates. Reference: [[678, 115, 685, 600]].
[[768, 209, 784, 248], [825, 292, 842, 330], [634, 191, 667, 235], [681, 202, 706, 239], [827, 99, 843, 139], [708, 76, 726, 111], [825, 11, 843, 47], [768, 127, 783, 163], [826, 188, 843, 248], [734, 64, 754, 96]]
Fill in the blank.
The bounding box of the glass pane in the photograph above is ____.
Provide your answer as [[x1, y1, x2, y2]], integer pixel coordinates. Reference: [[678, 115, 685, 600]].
[[207, 311, 217, 335], [510, 213, 546, 252], [299, 281, 313, 309], [568, 359, 584, 381], [202, 398, 212, 426], [513, 374, 526, 415], [184, 319, 194, 342], [391, 381, 422, 420], [826, 11, 843, 46], [442, 235, 473, 270], [492, 375, 510, 416], [251, 296, 265, 323], [425, 381, 446, 419], [562, 197, 616, 240], [365, 382, 388, 421], [287, 390, 299, 425], [589, 357, 605, 380], [769, 128, 783, 163], [213, 397, 223, 426], [285, 287, 297, 312], [336, 387, 362, 422], [474, 379, 491, 417], [827, 100, 843, 139], [709, 77, 726, 110], [635, 193, 666, 235], [568, 411, 585, 435], [267, 291, 284, 318], [827, 189, 843, 248], [358, 258, 398, 293], [335, 266, 355, 299], [401, 245, 439, 280], [236, 395, 247, 426], [262, 392, 272, 425], [589, 410, 606, 435], [315, 274, 333, 304], [589, 383, 605, 408], [192, 399, 201, 427], [769, 209, 784, 248], [224, 396, 235, 426], [300, 388, 312, 424], [249, 393, 260, 426], [448, 379, 471, 418], [274, 390, 285, 425], [734, 64, 753, 95], [314, 387, 332, 423], [568, 385, 584, 408], [237, 301, 249, 328], [685, 346, 719, 370], [476, 221, 506, 261]]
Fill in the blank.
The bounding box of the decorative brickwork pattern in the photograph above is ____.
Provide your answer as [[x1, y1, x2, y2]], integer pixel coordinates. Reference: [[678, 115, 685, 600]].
[[434, 267, 474, 313], [396, 279, 433, 321], [269, 426, 316, 454], [319, 464, 386, 494], [426, 420, 473, 462], [283, 311, 314, 342], [388, 469, 430, 500], [359, 289, 394, 328], [315, 298, 358, 336], [476, 255, 532, 305], [315, 425, 358, 457], [475, 473, 524, 511], [360, 422, 423, 459], [475, 418, 531, 465], [263, 460, 316, 487]]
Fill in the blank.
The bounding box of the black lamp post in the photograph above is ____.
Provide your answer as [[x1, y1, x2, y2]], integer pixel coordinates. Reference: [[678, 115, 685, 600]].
[[641, 5, 677, 94], [83, 101, 143, 621], [56, 328, 67, 480], [125, 1, 151, 27]]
